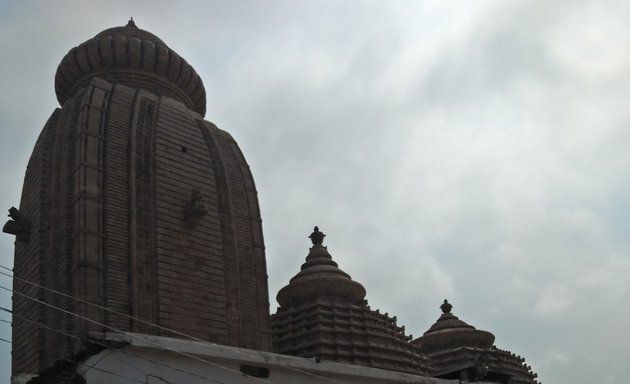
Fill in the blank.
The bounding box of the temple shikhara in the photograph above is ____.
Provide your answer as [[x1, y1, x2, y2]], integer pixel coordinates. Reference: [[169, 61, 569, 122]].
[[6, 20, 540, 384]]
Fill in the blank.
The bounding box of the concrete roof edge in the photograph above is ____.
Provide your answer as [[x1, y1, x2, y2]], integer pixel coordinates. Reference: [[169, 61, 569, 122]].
[[93, 332, 452, 384]]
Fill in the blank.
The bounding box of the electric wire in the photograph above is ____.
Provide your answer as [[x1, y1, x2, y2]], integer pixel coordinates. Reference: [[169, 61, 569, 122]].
[[3, 304, 227, 384], [1, 310, 144, 383], [0, 266, 349, 384], [0, 343, 132, 384], [0, 268, 210, 342], [72, 359, 147, 384], [147, 375, 174, 384], [80, 348, 115, 377], [0, 266, 348, 384], [0, 283, 273, 384], [2, 307, 234, 384], [2, 337, 131, 383]]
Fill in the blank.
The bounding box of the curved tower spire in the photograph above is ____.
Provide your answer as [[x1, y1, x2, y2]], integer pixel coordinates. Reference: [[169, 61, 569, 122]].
[[9, 21, 270, 379]]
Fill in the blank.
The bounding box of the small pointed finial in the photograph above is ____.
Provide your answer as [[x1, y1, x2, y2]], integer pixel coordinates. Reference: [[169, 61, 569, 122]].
[[308, 226, 326, 246], [126, 17, 137, 28], [440, 299, 452, 314]]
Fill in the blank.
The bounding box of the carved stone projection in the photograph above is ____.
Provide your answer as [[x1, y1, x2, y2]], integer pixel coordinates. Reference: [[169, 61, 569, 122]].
[[182, 189, 209, 228], [272, 227, 431, 375], [3, 207, 31, 243], [10, 19, 270, 378]]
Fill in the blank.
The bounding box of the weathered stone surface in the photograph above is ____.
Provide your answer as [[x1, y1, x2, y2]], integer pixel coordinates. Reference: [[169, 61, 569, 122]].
[[12, 21, 270, 378]]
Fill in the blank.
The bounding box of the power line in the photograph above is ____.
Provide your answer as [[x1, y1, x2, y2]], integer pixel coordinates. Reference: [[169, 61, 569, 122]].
[[6, 307, 230, 384], [2, 334, 138, 384], [2, 266, 350, 384], [147, 375, 174, 384], [0, 285, 272, 384], [81, 349, 115, 377], [0, 268, 211, 342], [73, 359, 146, 384], [1, 267, 348, 384], [1, 272, 262, 382]]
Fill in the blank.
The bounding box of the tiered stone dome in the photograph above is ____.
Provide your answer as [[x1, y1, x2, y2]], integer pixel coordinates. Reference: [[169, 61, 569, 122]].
[[272, 228, 431, 375], [54, 18, 206, 116], [276, 227, 366, 307], [412, 301, 538, 383], [415, 300, 495, 354]]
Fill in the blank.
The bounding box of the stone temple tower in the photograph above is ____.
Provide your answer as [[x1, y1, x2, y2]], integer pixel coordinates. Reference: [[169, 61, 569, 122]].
[[8, 19, 270, 377]]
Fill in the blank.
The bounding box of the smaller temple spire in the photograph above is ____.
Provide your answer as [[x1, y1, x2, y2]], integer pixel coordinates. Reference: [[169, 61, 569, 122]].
[[276, 226, 366, 307], [308, 226, 326, 246], [441, 299, 453, 314], [126, 17, 137, 28]]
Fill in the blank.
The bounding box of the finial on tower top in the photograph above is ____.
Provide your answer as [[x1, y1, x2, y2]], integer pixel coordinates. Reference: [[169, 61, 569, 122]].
[[308, 226, 326, 246], [441, 299, 453, 314], [126, 17, 137, 28]]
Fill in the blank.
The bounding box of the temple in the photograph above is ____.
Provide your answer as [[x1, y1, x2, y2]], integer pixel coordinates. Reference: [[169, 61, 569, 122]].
[[272, 228, 539, 383], [10, 18, 270, 379], [7, 20, 540, 384], [412, 300, 538, 383], [272, 227, 431, 375]]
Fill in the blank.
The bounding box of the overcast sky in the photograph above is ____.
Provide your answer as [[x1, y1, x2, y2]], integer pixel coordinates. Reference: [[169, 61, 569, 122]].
[[1, 1, 629, 383]]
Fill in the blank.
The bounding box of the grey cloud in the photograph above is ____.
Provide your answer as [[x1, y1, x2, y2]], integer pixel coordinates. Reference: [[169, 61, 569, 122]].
[[1, 1, 629, 384]]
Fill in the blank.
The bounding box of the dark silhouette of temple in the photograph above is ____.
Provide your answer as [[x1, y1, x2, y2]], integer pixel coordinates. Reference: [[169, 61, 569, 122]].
[[7, 20, 539, 384]]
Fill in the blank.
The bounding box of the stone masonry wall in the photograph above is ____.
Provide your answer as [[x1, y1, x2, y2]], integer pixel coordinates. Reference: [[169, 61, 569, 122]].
[[12, 78, 271, 377]]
